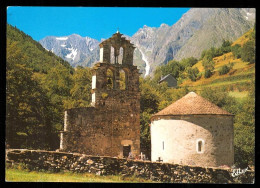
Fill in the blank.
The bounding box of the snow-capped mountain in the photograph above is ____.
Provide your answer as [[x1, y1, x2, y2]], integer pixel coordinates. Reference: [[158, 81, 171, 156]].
[[39, 34, 99, 67], [39, 8, 255, 76]]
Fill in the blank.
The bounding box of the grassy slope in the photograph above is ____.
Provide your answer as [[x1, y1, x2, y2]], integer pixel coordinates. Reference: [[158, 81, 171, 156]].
[[6, 168, 155, 183], [7, 24, 73, 73], [180, 29, 255, 100]]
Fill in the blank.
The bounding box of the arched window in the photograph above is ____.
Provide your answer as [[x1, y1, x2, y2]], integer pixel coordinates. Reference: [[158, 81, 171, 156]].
[[106, 68, 114, 90], [162, 141, 164, 150], [198, 141, 202, 152], [119, 69, 126, 90], [110, 47, 115, 64], [118, 47, 124, 64], [196, 139, 204, 153]]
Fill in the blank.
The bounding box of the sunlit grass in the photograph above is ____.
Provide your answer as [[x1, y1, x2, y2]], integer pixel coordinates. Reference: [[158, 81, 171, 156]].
[[182, 53, 254, 89], [232, 29, 253, 47], [228, 91, 248, 99], [5, 168, 155, 183], [186, 29, 255, 90]]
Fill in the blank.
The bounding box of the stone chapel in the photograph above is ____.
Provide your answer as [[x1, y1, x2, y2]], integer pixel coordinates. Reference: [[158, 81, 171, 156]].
[[59, 31, 141, 158], [150, 92, 234, 168]]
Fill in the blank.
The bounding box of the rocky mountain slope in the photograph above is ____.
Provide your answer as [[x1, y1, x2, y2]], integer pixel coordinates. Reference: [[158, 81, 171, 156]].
[[132, 8, 255, 75], [39, 8, 255, 76], [39, 34, 99, 67], [173, 8, 255, 61]]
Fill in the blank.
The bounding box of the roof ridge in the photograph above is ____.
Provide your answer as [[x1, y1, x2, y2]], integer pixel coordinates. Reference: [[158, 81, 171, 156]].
[[153, 92, 232, 117]]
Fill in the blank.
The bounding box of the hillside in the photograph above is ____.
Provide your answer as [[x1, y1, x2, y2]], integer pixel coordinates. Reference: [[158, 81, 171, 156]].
[[180, 28, 255, 100], [174, 8, 255, 61], [6, 24, 76, 150], [7, 25, 73, 74]]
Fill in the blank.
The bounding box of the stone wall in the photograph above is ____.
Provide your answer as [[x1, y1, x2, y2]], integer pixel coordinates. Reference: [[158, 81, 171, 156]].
[[151, 115, 234, 167], [6, 149, 254, 183], [62, 62, 141, 158], [61, 32, 140, 158]]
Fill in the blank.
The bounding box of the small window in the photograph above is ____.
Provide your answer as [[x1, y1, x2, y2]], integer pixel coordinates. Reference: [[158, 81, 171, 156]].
[[196, 139, 204, 153], [162, 141, 164, 150], [198, 141, 202, 152]]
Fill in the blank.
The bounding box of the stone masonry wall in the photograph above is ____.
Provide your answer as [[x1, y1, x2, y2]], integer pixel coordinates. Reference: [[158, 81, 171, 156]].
[[151, 115, 234, 167], [6, 149, 254, 183], [62, 62, 141, 158]]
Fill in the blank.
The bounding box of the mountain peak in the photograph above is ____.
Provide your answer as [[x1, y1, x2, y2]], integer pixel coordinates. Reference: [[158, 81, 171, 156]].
[[39, 8, 255, 76], [39, 34, 100, 66], [160, 23, 169, 27], [70, 33, 82, 38]]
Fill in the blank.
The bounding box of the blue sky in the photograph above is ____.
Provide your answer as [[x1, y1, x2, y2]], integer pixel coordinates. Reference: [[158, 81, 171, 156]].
[[7, 7, 190, 41]]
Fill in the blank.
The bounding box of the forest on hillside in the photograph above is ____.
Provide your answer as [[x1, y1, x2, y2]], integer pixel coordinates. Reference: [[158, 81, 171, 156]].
[[6, 24, 255, 168]]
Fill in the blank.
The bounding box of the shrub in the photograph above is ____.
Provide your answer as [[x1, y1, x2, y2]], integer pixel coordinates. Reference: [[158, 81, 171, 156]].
[[180, 57, 198, 68], [219, 40, 232, 54], [204, 69, 213, 78], [202, 59, 214, 78], [218, 63, 234, 75], [219, 65, 230, 75], [231, 44, 242, 58], [241, 40, 255, 64], [187, 67, 200, 81]]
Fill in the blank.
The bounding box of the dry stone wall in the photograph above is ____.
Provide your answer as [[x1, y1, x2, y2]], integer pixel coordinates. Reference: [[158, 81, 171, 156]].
[[6, 149, 254, 183]]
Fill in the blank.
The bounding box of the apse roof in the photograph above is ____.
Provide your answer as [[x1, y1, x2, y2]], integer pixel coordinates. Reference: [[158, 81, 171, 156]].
[[153, 92, 233, 117]]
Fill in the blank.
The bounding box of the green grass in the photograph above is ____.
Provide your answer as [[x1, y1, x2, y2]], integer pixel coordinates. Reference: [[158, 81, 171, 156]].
[[5, 168, 155, 183], [228, 91, 248, 101], [209, 73, 254, 85]]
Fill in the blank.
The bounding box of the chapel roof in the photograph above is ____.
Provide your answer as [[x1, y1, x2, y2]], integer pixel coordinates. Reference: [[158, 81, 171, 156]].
[[152, 92, 233, 117]]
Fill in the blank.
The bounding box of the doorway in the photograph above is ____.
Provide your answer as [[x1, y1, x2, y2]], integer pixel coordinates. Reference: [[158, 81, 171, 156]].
[[123, 145, 131, 158]]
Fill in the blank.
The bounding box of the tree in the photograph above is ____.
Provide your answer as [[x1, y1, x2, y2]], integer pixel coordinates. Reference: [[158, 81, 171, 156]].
[[139, 77, 161, 159], [186, 67, 200, 81], [6, 60, 57, 149], [231, 44, 242, 59], [140, 77, 161, 114], [202, 59, 215, 78], [220, 39, 232, 54], [158, 87, 190, 110], [218, 63, 233, 75], [161, 60, 184, 78], [241, 40, 255, 64], [199, 87, 238, 114], [140, 111, 152, 159], [64, 66, 92, 109], [180, 57, 198, 68], [6, 26, 75, 150]]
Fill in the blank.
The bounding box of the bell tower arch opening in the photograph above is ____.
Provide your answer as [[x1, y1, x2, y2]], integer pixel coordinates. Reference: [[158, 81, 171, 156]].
[[118, 47, 124, 64], [111, 46, 115, 64], [119, 69, 127, 90], [106, 68, 114, 90]]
